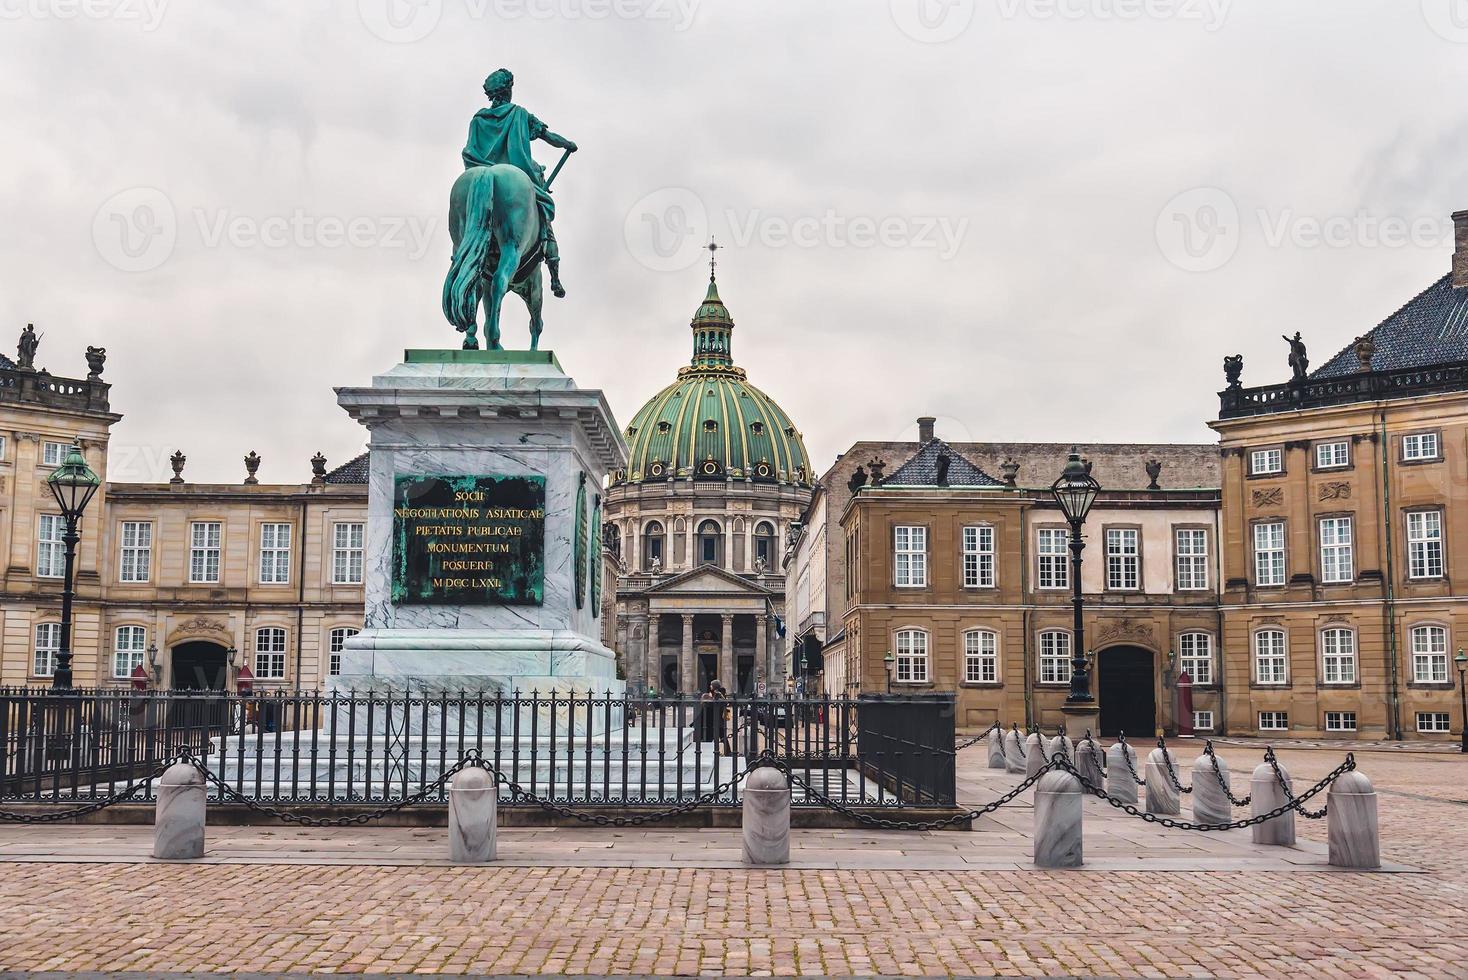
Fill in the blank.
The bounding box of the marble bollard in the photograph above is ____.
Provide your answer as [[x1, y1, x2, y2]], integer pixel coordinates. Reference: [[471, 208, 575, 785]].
[[1144, 748, 1181, 815], [1107, 742, 1139, 806], [1074, 739, 1105, 791], [1191, 753, 1232, 825], [1003, 729, 1027, 774], [987, 727, 1007, 769], [448, 768, 498, 863], [1033, 770, 1084, 868], [1046, 734, 1074, 767], [153, 762, 206, 860], [1024, 732, 1047, 779], [1327, 770, 1380, 869], [742, 766, 791, 865], [1250, 761, 1296, 845]]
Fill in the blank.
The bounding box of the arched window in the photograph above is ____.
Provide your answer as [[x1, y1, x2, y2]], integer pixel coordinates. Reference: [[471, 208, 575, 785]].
[[1177, 632, 1213, 685], [329, 626, 360, 677], [1319, 627, 1356, 685], [33, 622, 61, 678], [894, 628, 929, 683], [1038, 630, 1071, 685], [1253, 629, 1288, 685], [605, 523, 621, 560], [643, 521, 665, 571], [754, 521, 776, 569], [963, 629, 998, 684], [254, 627, 288, 680], [113, 625, 148, 679], [698, 519, 722, 566]]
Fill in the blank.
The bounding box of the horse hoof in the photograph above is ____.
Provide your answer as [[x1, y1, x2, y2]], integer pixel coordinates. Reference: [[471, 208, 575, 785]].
[[551, 284, 566, 299], [462, 339, 479, 351]]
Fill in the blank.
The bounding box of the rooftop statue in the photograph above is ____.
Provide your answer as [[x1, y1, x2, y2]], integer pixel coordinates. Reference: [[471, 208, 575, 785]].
[[1284, 331, 1309, 383], [442, 69, 578, 351], [16, 324, 39, 371]]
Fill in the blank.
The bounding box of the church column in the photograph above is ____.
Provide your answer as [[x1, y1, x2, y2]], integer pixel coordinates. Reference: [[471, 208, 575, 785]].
[[680, 614, 695, 694], [720, 613, 735, 693], [645, 616, 663, 692], [755, 614, 768, 690]]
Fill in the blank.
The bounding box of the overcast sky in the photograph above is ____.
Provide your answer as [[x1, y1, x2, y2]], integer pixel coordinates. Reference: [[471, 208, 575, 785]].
[[2, 0, 1466, 484]]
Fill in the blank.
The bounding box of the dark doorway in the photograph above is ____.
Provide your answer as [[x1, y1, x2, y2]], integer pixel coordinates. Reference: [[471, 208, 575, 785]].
[[697, 652, 718, 692], [1097, 645, 1156, 738], [171, 641, 228, 690], [737, 654, 755, 695], [660, 655, 678, 694]]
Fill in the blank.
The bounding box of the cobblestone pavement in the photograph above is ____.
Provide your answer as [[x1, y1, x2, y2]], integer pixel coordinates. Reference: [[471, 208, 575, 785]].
[[0, 745, 1463, 977]]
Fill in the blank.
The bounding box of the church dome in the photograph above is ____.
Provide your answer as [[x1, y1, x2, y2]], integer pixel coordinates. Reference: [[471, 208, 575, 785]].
[[616, 276, 811, 487]]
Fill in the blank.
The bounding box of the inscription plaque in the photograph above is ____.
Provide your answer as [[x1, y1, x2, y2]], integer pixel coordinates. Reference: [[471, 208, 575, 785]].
[[391, 474, 545, 605]]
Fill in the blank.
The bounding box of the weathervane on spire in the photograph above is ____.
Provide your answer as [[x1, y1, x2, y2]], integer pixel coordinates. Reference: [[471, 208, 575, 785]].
[[707, 237, 720, 282]]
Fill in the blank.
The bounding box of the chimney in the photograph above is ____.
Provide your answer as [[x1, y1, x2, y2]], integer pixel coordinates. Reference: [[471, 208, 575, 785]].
[[917, 416, 936, 443], [1455, 210, 1468, 289]]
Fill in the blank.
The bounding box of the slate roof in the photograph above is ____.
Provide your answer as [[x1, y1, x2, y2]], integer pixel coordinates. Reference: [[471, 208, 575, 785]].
[[0, 353, 14, 370], [325, 452, 369, 485], [1312, 274, 1468, 379], [882, 439, 1005, 488]]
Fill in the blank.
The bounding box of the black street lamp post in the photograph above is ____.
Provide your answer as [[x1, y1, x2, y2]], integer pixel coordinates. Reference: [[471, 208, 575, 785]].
[[1456, 648, 1468, 754], [1051, 449, 1100, 706], [883, 651, 895, 694], [46, 440, 101, 691]]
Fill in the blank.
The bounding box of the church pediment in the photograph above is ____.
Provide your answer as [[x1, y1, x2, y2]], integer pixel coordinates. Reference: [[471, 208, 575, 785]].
[[643, 565, 774, 597]]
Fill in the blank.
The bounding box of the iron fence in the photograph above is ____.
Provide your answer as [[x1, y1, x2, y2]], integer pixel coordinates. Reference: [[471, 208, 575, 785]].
[[0, 687, 956, 810]]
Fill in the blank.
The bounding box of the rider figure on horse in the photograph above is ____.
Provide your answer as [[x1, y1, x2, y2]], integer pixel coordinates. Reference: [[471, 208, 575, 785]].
[[462, 68, 577, 298]]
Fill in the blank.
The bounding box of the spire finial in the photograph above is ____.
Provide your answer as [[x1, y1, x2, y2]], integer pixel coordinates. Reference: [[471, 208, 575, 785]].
[[707, 237, 719, 282]]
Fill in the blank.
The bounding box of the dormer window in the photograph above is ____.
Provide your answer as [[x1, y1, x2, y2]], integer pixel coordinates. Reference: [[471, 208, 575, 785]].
[[751, 421, 764, 435], [704, 419, 717, 432]]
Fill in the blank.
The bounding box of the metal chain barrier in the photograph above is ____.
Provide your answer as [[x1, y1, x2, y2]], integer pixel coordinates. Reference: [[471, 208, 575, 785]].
[[1204, 740, 1252, 807], [1117, 733, 1145, 786], [955, 721, 1002, 751], [0, 755, 186, 824], [1156, 738, 1193, 794], [1265, 746, 1329, 819]]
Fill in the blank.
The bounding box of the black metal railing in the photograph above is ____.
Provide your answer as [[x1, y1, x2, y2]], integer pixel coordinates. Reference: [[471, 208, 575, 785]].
[[1218, 359, 1468, 419], [0, 688, 956, 810]]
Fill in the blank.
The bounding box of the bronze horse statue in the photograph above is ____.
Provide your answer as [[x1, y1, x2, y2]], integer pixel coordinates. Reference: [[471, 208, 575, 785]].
[[442, 163, 545, 351]]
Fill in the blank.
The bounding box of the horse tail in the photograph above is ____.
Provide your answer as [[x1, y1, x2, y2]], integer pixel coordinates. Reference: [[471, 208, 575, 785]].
[[442, 167, 497, 331]]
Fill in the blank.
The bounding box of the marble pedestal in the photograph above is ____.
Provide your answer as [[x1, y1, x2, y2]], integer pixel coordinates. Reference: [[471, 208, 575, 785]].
[[333, 350, 628, 704]]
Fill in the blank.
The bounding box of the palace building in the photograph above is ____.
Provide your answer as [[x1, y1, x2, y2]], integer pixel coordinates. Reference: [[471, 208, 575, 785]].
[[0, 338, 367, 691], [601, 272, 813, 695]]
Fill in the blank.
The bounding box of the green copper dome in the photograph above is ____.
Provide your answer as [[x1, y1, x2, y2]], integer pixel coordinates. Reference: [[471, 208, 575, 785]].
[[617, 277, 811, 487]]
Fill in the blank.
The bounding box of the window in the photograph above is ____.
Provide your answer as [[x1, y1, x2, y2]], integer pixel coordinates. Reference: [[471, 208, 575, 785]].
[[697, 519, 721, 566], [1037, 528, 1069, 589], [1410, 625, 1449, 683], [119, 521, 152, 583], [963, 629, 998, 683], [328, 626, 359, 677], [42, 441, 68, 467], [754, 522, 776, 568], [1178, 632, 1213, 685], [36, 514, 65, 578], [1402, 432, 1440, 461], [894, 629, 928, 683], [1105, 528, 1140, 590], [643, 521, 664, 570], [33, 622, 60, 677], [1254, 629, 1288, 685], [1038, 630, 1072, 685], [1406, 511, 1444, 579], [1318, 516, 1353, 583], [331, 522, 364, 585], [189, 521, 222, 583], [1324, 711, 1357, 733], [0, 435, 7, 460], [254, 627, 287, 679], [1193, 710, 1214, 731], [1315, 441, 1349, 469], [1253, 521, 1286, 587], [961, 525, 995, 588], [894, 525, 927, 588], [1417, 712, 1451, 733], [1250, 448, 1283, 475], [259, 523, 292, 584], [1258, 711, 1289, 731], [1174, 528, 1208, 591], [1320, 628, 1357, 684], [112, 625, 147, 679]]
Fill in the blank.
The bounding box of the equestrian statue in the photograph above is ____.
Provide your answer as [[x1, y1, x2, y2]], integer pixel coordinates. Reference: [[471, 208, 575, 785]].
[[442, 69, 577, 351]]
